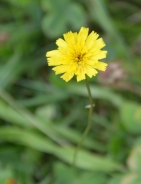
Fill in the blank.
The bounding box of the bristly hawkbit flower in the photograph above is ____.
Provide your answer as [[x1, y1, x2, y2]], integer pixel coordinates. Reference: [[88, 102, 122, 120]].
[[46, 27, 108, 82]]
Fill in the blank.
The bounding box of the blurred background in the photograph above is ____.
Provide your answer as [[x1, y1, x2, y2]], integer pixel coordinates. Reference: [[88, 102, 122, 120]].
[[0, 0, 141, 183]]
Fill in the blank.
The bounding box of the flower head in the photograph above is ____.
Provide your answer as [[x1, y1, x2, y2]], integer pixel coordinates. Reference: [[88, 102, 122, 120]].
[[46, 27, 108, 82]]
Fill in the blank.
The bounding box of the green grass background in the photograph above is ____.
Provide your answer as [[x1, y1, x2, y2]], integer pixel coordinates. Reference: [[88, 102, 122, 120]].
[[0, 0, 141, 183]]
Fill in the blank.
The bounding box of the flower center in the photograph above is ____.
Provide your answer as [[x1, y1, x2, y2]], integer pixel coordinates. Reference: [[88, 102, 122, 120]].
[[74, 53, 85, 63]]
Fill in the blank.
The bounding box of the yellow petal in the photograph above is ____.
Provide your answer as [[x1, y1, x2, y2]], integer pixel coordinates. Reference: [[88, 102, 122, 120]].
[[85, 66, 98, 78], [46, 50, 60, 57], [61, 72, 74, 82], [53, 63, 77, 74], [52, 65, 68, 74], [63, 31, 76, 45], [48, 58, 62, 66], [56, 38, 67, 48], [94, 62, 108, 71], [78, 27, 89, 43], [76, 72, 86, 82], [86, 59, 98, 66], [92, 50, 107, 60], [74, 65, 86, 82], [92, 38, 106, 49], [85, 31, 99, 49]]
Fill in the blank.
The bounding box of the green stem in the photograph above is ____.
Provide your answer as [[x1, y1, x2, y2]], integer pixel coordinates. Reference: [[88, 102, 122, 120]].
[[72, 77, 94, 168]]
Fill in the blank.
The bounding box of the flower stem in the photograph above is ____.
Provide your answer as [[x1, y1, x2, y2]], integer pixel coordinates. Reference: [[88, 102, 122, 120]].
[[72, 77, 94, 168]]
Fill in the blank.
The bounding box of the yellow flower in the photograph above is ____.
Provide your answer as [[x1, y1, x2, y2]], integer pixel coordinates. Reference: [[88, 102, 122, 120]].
[[46, 27, 108, 82]]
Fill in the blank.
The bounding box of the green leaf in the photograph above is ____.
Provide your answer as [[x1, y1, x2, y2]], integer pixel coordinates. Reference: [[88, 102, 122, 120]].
[[42, 12, 67, 38], [0, 88, 105, 151], [5, 0, 32, 6], [36, 104, 57, 121], [120, 174, 141, 184], [89, 0, 129, 58], [41, 0, 70, 11], [67, 3, 87, 29], [73, 172, 107, 184], [108, 175, 123, 184], [41, 0, 86, 38], [53, 162, 75, 184], [0, 88, 68, 145], [66, 83, 123, 108], [56, 148, 121, 172], [0, 98, 32, 127], [0, 167, 13, 183], [127, 146, 141, 172], [0, 127, 121, 172], [0, 53, 21, 88], [120, 101, 141, 133], [53, 162, 108, 184]]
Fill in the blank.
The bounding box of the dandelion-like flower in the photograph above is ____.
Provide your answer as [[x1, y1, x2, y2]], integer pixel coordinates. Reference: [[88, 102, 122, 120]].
[[46, 27, 108, 82]]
